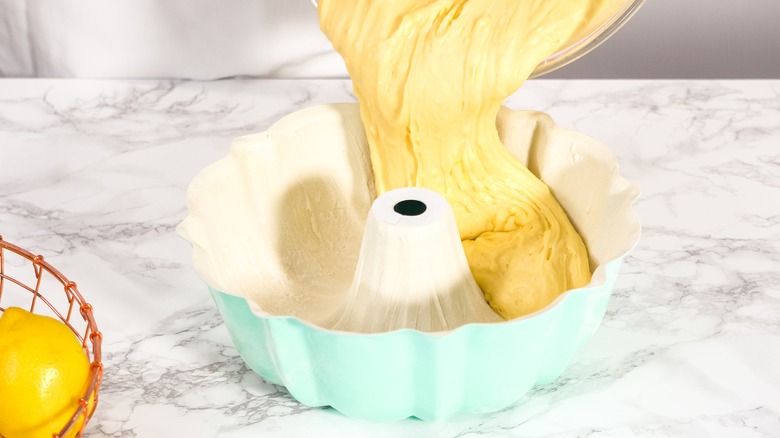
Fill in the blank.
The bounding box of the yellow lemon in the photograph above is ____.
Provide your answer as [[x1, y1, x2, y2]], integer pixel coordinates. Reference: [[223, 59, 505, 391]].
[[0, 307, 91, 438]]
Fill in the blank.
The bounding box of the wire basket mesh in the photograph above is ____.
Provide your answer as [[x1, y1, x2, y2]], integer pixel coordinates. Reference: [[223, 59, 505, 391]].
[[0, 235, 103, 438]]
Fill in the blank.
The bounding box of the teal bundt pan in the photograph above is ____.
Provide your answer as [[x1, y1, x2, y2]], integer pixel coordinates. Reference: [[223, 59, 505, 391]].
[[178, 104, 641, 421]]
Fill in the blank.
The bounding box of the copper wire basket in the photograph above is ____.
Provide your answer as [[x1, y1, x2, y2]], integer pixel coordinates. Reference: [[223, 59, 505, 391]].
[[0, 236, 103, 438]]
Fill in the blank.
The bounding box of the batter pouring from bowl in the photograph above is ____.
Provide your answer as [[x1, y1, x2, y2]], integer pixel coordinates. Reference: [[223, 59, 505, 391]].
[[318, 0, 621, 319]]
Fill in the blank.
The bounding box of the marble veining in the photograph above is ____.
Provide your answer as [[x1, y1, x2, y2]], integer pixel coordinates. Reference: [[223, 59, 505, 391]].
[[1, 79, 779, 437]]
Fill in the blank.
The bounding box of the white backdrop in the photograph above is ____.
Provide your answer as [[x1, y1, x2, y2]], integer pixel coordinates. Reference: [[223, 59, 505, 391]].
[[1, 0, 778, 79], [0, 0, 345, 79]]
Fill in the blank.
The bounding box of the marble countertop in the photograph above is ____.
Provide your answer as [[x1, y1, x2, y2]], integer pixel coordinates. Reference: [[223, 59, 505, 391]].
[[1, 79, 779, 437]]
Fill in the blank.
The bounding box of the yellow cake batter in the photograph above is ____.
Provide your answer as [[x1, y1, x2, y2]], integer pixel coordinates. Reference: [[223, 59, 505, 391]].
[[319, 0, 619, 319]]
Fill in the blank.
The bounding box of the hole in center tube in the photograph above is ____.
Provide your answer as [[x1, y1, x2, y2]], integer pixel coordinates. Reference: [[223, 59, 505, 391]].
[[394, 199, 427, 216]]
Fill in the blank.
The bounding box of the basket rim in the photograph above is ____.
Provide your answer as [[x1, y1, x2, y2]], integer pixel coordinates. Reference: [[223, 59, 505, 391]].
[[0, 235, 103, 438]]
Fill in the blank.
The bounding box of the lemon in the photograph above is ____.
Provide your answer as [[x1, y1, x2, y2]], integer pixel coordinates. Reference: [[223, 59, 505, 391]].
[[0, 307, 91, 438]]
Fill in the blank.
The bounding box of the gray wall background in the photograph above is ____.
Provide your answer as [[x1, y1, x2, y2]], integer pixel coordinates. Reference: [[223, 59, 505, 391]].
[[548, 0, 780, 79]]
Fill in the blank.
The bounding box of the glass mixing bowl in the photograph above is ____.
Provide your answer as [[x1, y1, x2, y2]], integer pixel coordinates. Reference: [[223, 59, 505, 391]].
[[310, 0, 645, 78], [530, 0, 646, 78]]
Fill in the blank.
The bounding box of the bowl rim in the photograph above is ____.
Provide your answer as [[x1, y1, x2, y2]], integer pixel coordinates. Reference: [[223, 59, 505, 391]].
[[529, 0, 647, 78]]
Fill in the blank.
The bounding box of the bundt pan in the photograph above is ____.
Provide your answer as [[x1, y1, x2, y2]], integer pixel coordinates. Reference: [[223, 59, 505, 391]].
[[177, 103, 641, 421]]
